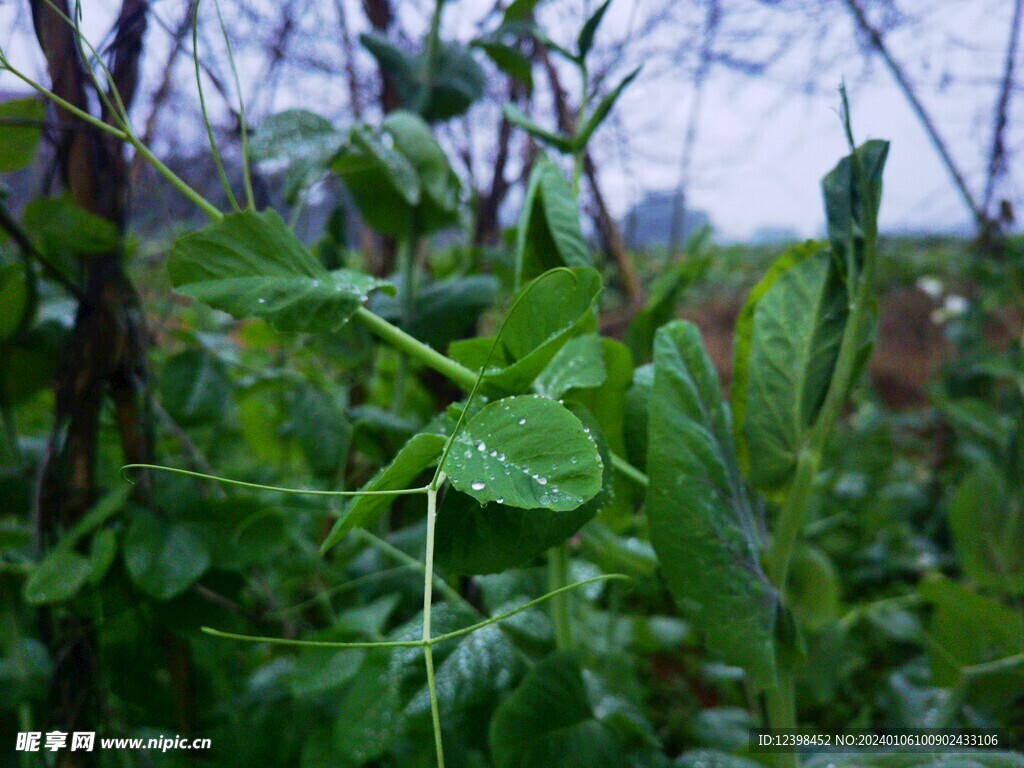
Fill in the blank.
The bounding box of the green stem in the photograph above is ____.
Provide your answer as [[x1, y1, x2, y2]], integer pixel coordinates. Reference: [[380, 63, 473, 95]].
[[766, 447, 820, 588], [611, 452, 649, 488], [422, 483, 446, 768], [765, 663, 798, 768], [548, 544, 574, 649], [393, 230, 419, 413]]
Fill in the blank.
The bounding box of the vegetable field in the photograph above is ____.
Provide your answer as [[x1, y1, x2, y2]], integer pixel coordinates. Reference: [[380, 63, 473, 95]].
[[1, 1, 1023, 767]]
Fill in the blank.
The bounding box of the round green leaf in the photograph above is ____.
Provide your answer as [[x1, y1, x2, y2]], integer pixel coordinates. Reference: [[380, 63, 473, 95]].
[[442, 394, 603, 511], [24, 548, 92, 605], [159, 349, 232, 426], [124, 513, 210, 600]]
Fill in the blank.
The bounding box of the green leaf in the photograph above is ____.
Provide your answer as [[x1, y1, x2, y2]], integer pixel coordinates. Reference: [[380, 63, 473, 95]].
[[948, 460, 1023, 594], [0, 264, 30, 342], [786, 544, 840, 629], [919, 574, 1024, 698], [473, 40, 533, 91], [647, 320, 778, 688], [449, 268, 601, 395], [436, 401, 611, 573], [159, 349, 232, 426], [320, 432, 445, 552], [168, 209, 391, 333], [0, 98, 45, 173], [576, 0, 613, 59], [516, 159, 590, 280], [534, 334, 606, 399], [87, 529, 118, 586], [441, 395, 603, 510], [290, 385, 350, 477], [23, 549, 92, 605], [502, 105, 573, 152], [434, 491, 594, 574], [503, 0, 545, 23], [489, 652, 626, 768], [22, 197, 119, 260], [382, 111, 462, 233], [421, 43, 487, 122], [250, 109, 344, 203], [124, 512, 211, 600], [572, 67, 640, 151], [360, 34, 485, 122], [822, 139, 889, 277], [731, 242, 846, 490]]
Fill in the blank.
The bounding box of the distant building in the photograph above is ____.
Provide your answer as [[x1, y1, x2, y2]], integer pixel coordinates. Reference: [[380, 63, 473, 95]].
[[621, 190, 711, 250]]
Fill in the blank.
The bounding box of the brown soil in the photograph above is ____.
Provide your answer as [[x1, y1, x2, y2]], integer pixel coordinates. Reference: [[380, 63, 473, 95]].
[[681, 286, 955, 409]]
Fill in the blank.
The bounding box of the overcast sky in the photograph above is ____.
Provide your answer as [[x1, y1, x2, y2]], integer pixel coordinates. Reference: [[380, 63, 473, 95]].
[[2, 0, 1020, 241]]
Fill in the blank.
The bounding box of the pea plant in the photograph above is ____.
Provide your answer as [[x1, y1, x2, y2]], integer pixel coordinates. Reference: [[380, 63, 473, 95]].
[[11, 3, 1022, 768]]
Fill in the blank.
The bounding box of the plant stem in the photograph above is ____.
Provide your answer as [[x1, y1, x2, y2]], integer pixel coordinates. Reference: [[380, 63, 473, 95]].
[[765, 662, 798, 768], [766, 447, 820, 588], [393, 230, 419, 412], [611, 452, 649, 488], [422, 484, 445, 768], [548, 544, 574, 649]]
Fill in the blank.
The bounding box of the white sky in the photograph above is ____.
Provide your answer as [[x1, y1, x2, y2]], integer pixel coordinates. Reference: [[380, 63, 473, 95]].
[[1, 0, 1020, 240]]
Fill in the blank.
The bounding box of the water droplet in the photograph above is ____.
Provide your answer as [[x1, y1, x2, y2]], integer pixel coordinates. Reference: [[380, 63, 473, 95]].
[[537, 477, 548, 485], [464, 450, 473, 458], [495, 497, 504, 504], [257, 298, 266, 304], [477, 442, 487, 452], [518, 418, 526, 426], [489, 450, 497, 457], [471, 481, 486, 491]]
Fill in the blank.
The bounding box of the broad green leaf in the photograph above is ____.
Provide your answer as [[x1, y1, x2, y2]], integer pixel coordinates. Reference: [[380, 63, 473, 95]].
[[382, 111, 462, 234], [919, 574, 1024, 701], [576, 0, 613, 59], [320, 432, 445, 552], [732, 242, 846, 490], [434, 491, 594, 574], [22, 197, 119, 260], [623, 363, 652, 468], [436, 400, 611, 573], [360, 34, 485, 122], [0, 264, 30, 342], [489, 652, 626, 768], [822, 139, 889, 277], [647, 320, 778, 688], [421, 43, 487, 122], [534, 334, 606, 399], [168, 209, 391, 333], [250, 109, 344, 203], [160, 349, 232, 426], [124, 512, 211, 600], [23, 548, 91, 605], [0, 98, 45, 173], [441, 395, 603, 510], [1, 321, 67, 405], [949, 460, 1023, 594], [333, 124, 420, 237], [515, 159, 590, 278], [398, 274, 499, 349], [449, 267, 601, 395], [573, 67, 641, 151], [290, 385, 350, 477]]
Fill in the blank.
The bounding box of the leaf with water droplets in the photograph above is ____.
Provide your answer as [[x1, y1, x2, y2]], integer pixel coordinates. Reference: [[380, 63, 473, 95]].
[[441, 395, 602, 511], [534, 334, 606, 400], [320, 432, 445, 553], [168, 209, 393, 333]]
